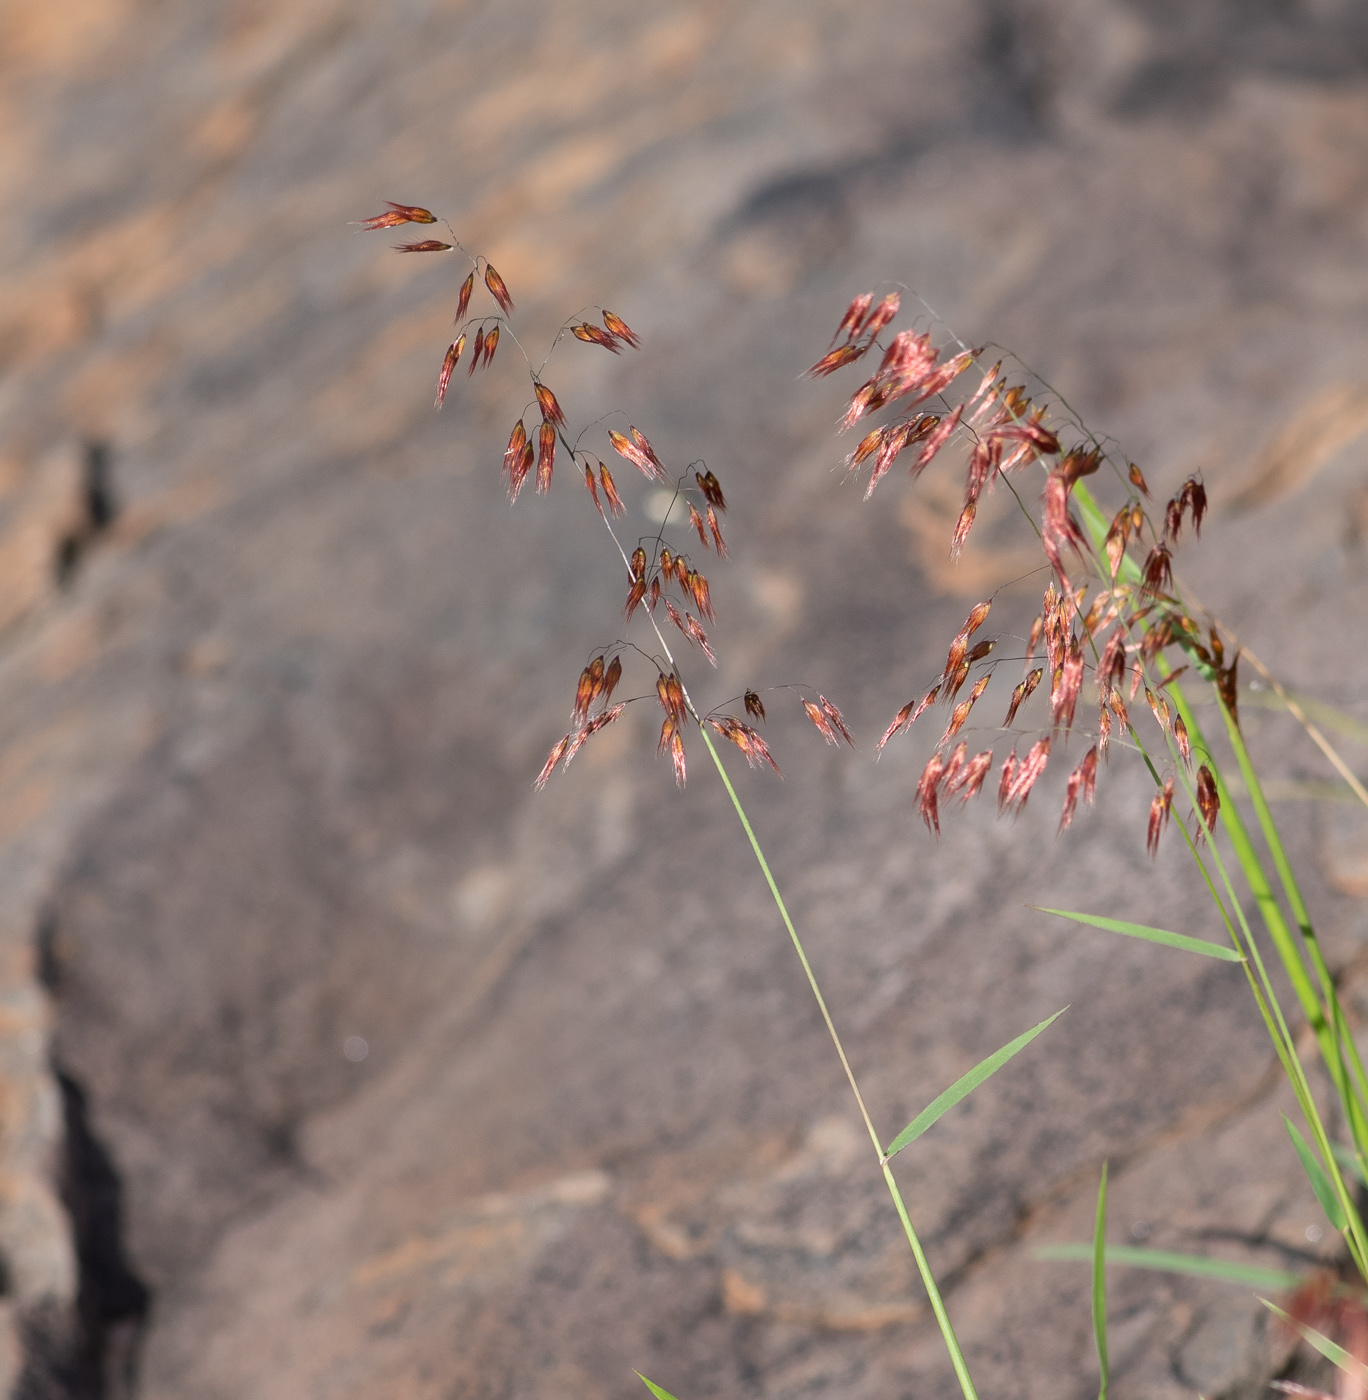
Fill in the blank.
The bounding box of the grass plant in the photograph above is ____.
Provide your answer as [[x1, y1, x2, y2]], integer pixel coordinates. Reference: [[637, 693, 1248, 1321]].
[[356, 201, 1368, 1397]]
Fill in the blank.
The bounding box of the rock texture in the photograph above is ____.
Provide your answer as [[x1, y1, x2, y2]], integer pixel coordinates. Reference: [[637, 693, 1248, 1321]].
[[0, 1, 1366, 1397]]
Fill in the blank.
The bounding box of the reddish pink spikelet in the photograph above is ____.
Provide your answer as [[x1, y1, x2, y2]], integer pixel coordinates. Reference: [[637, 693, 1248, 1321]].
[[536, 734, 572, 789], [818, 696, 855, 748], [1024, 616, 1043, 671], [686, 570, 715, 622], [706, 506, 728, 557], [710, 717, 782, 776], [807, 343, 870, 379], [607, 427, 667, 483], [484, 264, 514, 313], [1147, 776, 1174, 856], [354, 201, 438, 230], [859, 291, 900, 341], [1004, 668, 1043, 727], [602, 310, 640, 349], [997, 748, 1019, 814], [670, 726, 687, 787], [940, 741, 968, 791], [603, 655, 622, 703], [1196, 764, 1220, 831], [803, 699, 839, 746], [1173, 713, 1191, 765], [536, 422, 556, 494], [481, 325, 499, 367], [1144, 685, 1171, 735], [916, 751, 945, 837], [687, 503, 708, 549], [598, 463, 624, 515], [941, 673, 990, 746], [695, 470, 727, 511], [630, 547, 647, 581], [1003, 737, 1051, 814], [624, 579, 647, 621], [1058, 747, 1099, 833], [455, 271, 475, 323], [951, 502, 976, 559], [876, 702, 916, 754], [947, 749, 994, 803], [829, 291, 874, 347], [1129, 463, 1151, 497], [912, 683, 941, 722], [394, 239, 453, 253], [466, 326, 484, 376], [685, 613, 717, 666], [509, 442, 534, 503], [1052, 638, 1084, 731], [907, 403, 963, 480], [436, 339, 463, 406]]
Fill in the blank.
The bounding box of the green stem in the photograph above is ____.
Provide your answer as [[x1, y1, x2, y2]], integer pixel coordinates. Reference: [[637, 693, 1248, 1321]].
[[699, 724, 979, 1400]]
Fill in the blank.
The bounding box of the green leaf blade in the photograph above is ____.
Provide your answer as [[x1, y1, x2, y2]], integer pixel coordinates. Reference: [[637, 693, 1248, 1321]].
[[1036, 1244, 1303, 1291], [1260, 1300, 1368, 1384], [1035, 908, 1244, 962], [1284, 1116, 1348, 1231], [1093, 1164, 1109, 1400], [636, 1375, 681, 1400], [884, 1008, 1067, 1161]]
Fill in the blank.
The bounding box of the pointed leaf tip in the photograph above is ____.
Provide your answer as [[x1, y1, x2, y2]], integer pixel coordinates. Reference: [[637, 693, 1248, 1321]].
[[636, 1375, 682, 1400], [1034, 908, 1244, 962]]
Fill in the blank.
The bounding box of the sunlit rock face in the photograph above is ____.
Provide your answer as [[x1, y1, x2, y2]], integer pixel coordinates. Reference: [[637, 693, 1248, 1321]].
[[0, 1, 1366, 1396]]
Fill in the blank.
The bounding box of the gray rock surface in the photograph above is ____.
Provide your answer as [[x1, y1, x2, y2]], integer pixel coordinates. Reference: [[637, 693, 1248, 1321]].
[[0, 0, 1366, 1396]]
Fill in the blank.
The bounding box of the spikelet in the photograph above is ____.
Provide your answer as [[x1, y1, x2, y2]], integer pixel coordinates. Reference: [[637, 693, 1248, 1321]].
[[354, 202, 438, 229], [1146, 776, 1175, 856], [598, 463, 624, 515], [436, 339, 463, 407], [1196, 764, 1220, 831], [394, 239, 453, 253], [484, 264, 514, 313], [603, 310, 640, 348], [455, 271, 475, 323]]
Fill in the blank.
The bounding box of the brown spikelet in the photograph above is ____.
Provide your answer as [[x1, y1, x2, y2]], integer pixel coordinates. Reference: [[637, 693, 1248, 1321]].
[[1144, 686, 1171, 735], [1104, 506, 1131, 576], [710, 717, 781, 775], [669, 725, 687, 787], [608, 428, 666, 482], [1098, 700, 1112, 755], [648, 578, 661, 612], [951, 502, 976, 558], [1173, 713, 1191, 765], [940, 741, 968, 792], [1097, 631, 1127, 699], [1052, 638, 1085, 731], [908, 403, 963, 480], [436, 339, 463, 406], [1185, 478, 1207, 536], [1109, 691, 1130, 729], [1130, 658, 1144, 701], [1129, 463, 1150, 497], [355, 202, 439, 230], [685, 613, 717, 665], [536, 422, 556, 493], [1196, 764, 1220, 831], [916, 751, 945, 837], [695, 470, 726, 511], [466, 326, 484, 376], [1164, 494, 1183, 543], [745, 690, 767, 723], [687, 570, 716, 621], [807, 343, 870, 379], [603, 655, 622, 703], [455, 270, 475, 323], [603, 310, 640, 349], [966, 638, 995, 665], [1004, 668, 1043, 727], [942, 635, 968, 685], [1024, 616, 1044, 671], [481, 325, 499, 366], [535, 383, 566, 429], [1058, 747, 1099, 833], [598, 463, 624, 515], [573, 322, 621, 352], [1140, 543, 1173, 598], [394, 239, 453, 253], [483, 263, 514, 313], [859, 291, 901, 342], [509, 442, 534, 503], [583, 463, 604, 516], [706, 506, 728, 557], [803, 699, 840, 746], [535, 734, 573, 789], [572, 658, 604, 725], [941, 673, 990, 746], [624, 579, 646, 621], [685, 503, 707, 548], [630, 428, 667, 479], [1147, 776, 1174, 856], [629, 547, 647, 581], [912, 683, 941, 722]]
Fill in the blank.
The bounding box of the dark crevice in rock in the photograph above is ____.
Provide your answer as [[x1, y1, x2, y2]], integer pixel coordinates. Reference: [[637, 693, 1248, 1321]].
[[55, 442, 118, 588]]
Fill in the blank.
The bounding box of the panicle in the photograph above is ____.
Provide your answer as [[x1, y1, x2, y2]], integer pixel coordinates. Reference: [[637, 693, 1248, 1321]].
[[536, 421, 556, 493], [467, 327, 484, 375], [1147, 776, 1174, 856], [436, 338, 463, 407], [598, 463, 624, 515], [1196, 764, 1220, 831], [536, 734, 573, 789], [535, 383, 567, 428], [455, 271, 475, 323], [745, 690, 767, 723], [484, 264, 515, 313], [1173, 713, 1191, 765], [803, 699, 840, 746], [916, 751, 945, 837], [573, 323, 621, 352], [706, 506, 728, 557], [355, 201, 438, 229], [395, 239, 453, 253], [695, 470, 727, 510], [1004, 668, 1043, 726], [603, 310, 641, 348], [1058, 747, 1099, 833]]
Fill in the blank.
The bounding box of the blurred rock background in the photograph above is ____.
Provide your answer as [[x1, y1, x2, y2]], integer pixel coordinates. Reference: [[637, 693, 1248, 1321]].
[[0, 0, 1367, 1396]]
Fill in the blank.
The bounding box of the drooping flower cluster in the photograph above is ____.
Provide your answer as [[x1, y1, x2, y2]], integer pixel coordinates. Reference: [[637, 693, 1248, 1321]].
[[357, 201, 854, 791], [813, 290, 1226, 853]]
